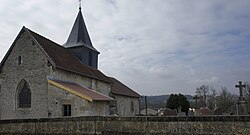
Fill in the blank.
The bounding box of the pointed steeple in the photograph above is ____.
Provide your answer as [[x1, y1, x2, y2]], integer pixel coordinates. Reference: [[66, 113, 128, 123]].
[[64, 7, 99, 69], [64, 8, 97, 52]]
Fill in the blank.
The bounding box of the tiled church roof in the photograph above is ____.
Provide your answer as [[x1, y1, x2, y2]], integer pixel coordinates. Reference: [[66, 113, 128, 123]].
[[27, 28, 111, 83], [109, 77, 141, 98]]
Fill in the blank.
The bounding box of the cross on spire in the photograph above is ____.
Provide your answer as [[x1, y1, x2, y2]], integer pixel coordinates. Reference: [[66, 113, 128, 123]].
[[79, 0, 82, 10], [235, 81, 246, 100]]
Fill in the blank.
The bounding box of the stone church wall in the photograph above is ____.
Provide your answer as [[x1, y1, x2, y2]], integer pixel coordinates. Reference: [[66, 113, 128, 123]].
[[95, 80, 111, 96], [0, 30, 138, 120], [0, 116, 249, 134], [0, 31, 51, 119], [115, 95, 139, 116], [51, 69, 111, 96], [48, 84, 110, 117]]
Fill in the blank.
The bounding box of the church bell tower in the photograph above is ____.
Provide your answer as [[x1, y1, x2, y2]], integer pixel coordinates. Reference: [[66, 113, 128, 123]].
[[64, 5, 99, 69]]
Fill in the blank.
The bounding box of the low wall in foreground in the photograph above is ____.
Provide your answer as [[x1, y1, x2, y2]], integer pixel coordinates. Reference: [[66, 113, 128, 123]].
[[0, 116, 250, 134]]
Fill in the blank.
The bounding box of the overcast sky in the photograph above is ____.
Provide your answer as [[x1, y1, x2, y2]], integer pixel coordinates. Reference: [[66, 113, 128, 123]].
[[0, 0, 250, 96]]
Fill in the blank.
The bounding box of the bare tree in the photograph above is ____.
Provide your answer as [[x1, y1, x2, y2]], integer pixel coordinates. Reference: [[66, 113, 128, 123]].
[[207, 86, 217, 110], [244, 81, 250, 98], [243, 81, 250, 109], [217, 87, 236, 113], [196, 85, 209, 107]]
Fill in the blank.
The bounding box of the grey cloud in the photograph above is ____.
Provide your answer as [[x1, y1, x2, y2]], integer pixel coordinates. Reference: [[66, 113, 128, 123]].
[[0, 0, 250, 95]]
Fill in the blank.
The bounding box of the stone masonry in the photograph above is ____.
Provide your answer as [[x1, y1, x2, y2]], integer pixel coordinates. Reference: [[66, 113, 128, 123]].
[[0, 31, 50, 119], [0, 28, 140, 119], [0, 30, 112, 119], [48, 83, 110, 117], [0, 116, 249, 135], [114, 95, 139, 117]]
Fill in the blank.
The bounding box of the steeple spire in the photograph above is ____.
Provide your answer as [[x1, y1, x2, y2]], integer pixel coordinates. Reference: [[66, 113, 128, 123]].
[[64, 3, 100, 69], [64, 4, 97, 52]]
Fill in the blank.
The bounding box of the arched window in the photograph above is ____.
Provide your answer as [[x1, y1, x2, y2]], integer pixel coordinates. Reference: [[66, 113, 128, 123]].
[[17, 80, 31, 108], [88, 51, 92, 66]]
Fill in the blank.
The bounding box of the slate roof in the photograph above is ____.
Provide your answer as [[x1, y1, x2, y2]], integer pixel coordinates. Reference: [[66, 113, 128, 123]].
[[29, 28, 110, 82], [109, 77, 141, 98], [63, 9, 98, 53], [48, 78, 114, 102], [0, 27, 111, 83]]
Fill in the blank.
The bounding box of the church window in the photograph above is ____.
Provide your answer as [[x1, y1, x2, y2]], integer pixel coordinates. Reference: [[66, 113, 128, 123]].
[[17, 80, 31, 108], [18, 56, 22, 65], [63, 104, 71, 116], [88, 51, 92, 66], [131, 101, 134, 113]]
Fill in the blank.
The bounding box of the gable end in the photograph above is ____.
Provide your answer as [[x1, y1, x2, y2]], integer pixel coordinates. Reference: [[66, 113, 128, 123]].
[[0, 26, 55, 72]]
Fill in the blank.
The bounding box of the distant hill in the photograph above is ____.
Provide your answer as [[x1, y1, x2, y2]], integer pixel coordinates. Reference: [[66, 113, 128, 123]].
[[140, 94, 193, 110]]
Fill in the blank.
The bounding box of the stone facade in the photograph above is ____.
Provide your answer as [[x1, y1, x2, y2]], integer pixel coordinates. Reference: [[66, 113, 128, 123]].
[[51, 69, 111, 96], [0, 30, 110, 119], [0, 28, 140, 119], [114, 95, 140, 116], [0, 31, 50, 119], [48, 84, 110, 117]]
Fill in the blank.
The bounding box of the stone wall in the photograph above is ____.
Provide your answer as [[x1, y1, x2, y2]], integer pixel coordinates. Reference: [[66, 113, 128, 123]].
[[48, 69, 111, 117], [48, 84, 110, 117], [0, 116, 249, 135], [0, 29, 139, 119], [0, 31, 51, 120], [51, 69, 111, 96], [114, 95, 140, 116]]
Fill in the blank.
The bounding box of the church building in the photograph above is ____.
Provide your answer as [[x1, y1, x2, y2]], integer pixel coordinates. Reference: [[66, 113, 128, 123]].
[[0, 6, 140, 119]]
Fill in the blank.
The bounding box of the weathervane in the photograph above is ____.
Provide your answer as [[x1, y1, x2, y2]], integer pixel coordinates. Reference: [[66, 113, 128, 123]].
[[79, 0, 82, 10]]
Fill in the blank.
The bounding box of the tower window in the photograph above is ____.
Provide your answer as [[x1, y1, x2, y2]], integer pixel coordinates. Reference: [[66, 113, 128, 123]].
[[88, 52, 92, 66], [18, 56, 22, 65], [63, 104, 71, 116], [17, 80, 31, 108]]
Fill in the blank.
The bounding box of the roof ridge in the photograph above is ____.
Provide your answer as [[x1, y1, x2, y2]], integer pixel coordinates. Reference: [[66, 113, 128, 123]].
[[25, 28, 65, 49], [109, 77, 133, 90], [108, 76, 140, 98]]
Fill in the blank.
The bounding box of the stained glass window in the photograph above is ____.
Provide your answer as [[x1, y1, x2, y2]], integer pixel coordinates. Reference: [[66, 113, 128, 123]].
[[17, 80, 31, 108]]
